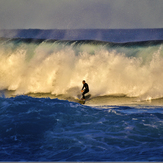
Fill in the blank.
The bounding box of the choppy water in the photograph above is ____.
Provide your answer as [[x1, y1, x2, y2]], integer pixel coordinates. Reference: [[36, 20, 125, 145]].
[[0, 96, 163, 161]]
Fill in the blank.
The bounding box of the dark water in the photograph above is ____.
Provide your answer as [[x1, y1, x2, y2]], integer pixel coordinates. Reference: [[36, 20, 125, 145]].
[[0, 96, 163, 161]]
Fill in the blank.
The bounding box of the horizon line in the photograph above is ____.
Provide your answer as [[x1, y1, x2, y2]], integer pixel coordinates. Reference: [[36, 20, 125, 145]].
[[1, 28, 163, 30]]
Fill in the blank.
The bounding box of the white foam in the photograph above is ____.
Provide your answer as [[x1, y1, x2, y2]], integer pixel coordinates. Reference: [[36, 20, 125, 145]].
[[0, 41, 163, 100]]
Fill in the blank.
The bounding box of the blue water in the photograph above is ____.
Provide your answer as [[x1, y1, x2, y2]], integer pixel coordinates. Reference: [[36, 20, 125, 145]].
[[1, 28, 163, 43], [0, 95, 163, 161], [0, 28, 163, 161]]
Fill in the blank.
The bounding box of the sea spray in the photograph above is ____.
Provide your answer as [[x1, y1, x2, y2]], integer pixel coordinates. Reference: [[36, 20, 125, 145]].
[[0, 39, 163, 100]]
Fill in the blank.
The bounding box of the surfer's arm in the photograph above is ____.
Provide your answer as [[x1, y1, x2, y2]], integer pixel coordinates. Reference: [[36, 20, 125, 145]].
[[81, 85, 85, 92], [82, 85, 85, 90], [82, 83, 88, 91]]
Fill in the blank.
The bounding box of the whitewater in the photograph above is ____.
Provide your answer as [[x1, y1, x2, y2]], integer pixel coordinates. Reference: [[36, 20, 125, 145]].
[[0, 29, 163, 161]]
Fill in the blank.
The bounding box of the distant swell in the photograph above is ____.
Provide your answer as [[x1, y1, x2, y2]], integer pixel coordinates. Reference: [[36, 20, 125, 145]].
[[1, 28, 163, 43]]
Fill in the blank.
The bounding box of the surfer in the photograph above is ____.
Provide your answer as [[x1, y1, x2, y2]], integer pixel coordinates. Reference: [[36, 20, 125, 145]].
[[81, 80, 89, 100]]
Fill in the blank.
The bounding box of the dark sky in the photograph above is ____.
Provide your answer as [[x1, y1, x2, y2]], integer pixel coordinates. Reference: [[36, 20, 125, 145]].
[[0, 0, 163, 29]]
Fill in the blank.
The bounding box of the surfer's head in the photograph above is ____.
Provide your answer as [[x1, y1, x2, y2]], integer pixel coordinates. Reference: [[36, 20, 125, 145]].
[[82, 80, 85, 84]]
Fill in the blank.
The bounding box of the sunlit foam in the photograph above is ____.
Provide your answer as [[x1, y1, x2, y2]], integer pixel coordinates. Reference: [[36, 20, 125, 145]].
[[0, 40, 163, 100]]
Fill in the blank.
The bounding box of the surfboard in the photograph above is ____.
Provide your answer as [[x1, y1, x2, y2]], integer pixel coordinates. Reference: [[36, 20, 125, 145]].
[[75, 98, 85, 104], [78, 99, 85, 104], [75, 94, 91, 104]]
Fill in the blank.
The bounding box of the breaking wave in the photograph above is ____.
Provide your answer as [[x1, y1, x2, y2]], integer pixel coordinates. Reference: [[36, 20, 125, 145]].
[[0, 38, 163, 100]]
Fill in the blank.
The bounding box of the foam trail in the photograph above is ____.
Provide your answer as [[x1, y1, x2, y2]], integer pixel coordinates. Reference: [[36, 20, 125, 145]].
[[0, 39, 163, 100]]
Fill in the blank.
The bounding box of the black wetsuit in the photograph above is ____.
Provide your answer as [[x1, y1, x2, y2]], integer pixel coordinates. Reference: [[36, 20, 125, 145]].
[[82, 83, 89, 99]]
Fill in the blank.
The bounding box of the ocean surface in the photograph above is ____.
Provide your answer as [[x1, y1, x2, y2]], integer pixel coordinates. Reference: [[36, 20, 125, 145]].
[[0, 29, 163, 161]]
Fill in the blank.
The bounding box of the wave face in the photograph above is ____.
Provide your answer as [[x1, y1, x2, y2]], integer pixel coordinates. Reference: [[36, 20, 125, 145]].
[[0, 38, 163, 100], [0, 95, 163, 161]]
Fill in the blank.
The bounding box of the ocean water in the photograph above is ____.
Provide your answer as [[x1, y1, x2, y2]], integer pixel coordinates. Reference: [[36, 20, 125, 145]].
[[0, 29, 163, 161]]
